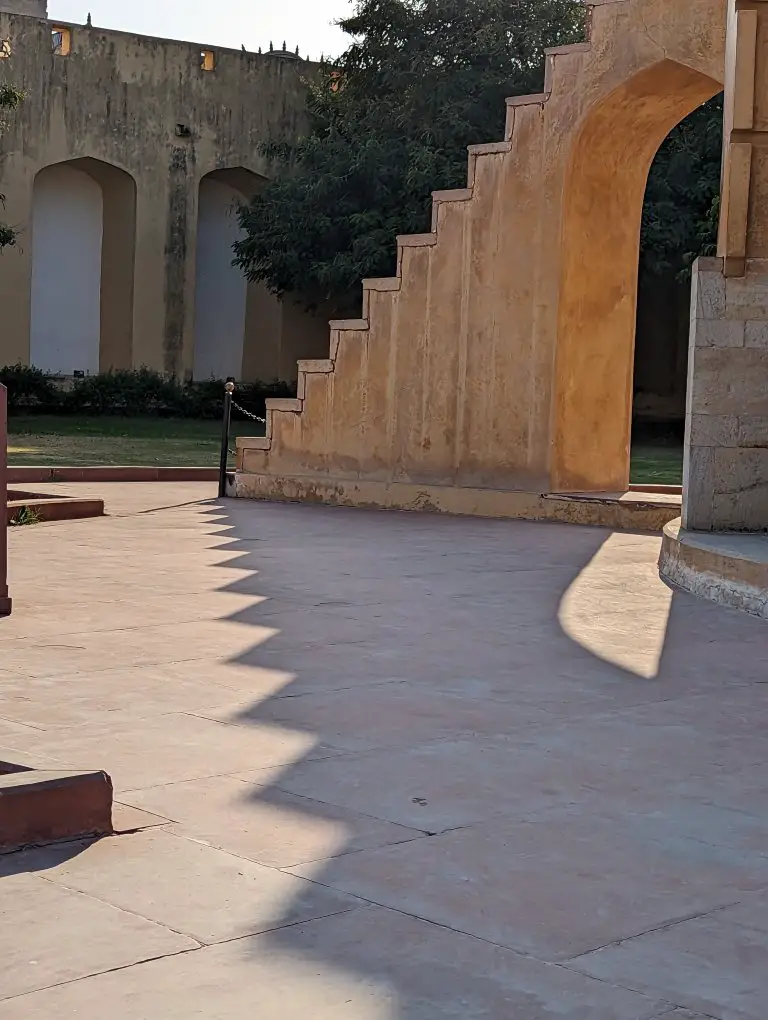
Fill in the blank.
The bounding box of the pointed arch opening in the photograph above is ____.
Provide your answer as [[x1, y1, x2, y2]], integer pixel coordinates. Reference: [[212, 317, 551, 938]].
[[193, 168, 267, 382], [30, 157, 136, 376], [552, 59, 722, 492]]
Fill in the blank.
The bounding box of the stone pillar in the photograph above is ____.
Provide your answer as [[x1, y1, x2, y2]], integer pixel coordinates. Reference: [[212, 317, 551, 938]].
[[0, 385, 12, 617], [683, 0, 768, 531]]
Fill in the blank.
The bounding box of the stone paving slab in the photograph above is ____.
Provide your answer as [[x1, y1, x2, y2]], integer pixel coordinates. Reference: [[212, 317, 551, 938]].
[[7, 712, 345, 791], [0, 828, 362, 945], [237, 737, 582, 831], [0, 669, 289, 730], [570, 912, 768, 1020], [2, 487, 768, 1017], [0, 872, 196, 1000], [122, 774, 426, 868], [0, 906, 672, 1020], [112, 801, 172, 833], [241, 700, 768, 833], [192, 683, 554, 752], [287, 805, 768, 961]]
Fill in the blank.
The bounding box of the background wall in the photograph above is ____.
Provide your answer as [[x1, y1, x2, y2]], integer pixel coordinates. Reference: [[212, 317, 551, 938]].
[[0, 11, 320, 379]]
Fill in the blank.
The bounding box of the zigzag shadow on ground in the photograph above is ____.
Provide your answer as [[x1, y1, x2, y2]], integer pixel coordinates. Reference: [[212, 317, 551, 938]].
[[192, 496, 768, 1015], [4, 491, 768, 1015]]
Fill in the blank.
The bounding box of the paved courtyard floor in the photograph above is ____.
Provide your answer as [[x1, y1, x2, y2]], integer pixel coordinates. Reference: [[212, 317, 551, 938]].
[[1, 482, 768, 1018]]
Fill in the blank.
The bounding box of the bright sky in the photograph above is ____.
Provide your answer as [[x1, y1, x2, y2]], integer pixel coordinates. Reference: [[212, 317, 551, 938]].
[[46, 0, 356, 60]]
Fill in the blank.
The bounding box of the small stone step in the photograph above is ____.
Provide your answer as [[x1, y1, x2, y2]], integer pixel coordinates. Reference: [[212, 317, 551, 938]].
[[0, 768, 113, 853], [265, 398, 302, 413]]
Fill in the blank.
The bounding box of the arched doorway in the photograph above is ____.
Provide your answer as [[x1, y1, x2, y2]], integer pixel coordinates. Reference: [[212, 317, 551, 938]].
[[552, 60, 722, 493], [632, 93, 723, 485], [30, 158, 136, 376]]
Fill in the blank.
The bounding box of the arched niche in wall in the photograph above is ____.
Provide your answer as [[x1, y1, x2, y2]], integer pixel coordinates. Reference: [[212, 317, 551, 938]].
[[193, 168, 268, 382], [193, 167, 338, 384], [30, 157, 137, 376]]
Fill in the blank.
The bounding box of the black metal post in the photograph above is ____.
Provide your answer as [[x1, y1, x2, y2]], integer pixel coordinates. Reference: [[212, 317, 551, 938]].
[[218, 380, 235, 498]]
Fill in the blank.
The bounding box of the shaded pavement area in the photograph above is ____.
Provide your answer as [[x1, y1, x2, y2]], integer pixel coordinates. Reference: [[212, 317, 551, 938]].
[[1, 482, 768, 1018]]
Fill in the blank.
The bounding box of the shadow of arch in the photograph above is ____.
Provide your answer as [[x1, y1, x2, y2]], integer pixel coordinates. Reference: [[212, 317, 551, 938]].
[[552, 59, 723, 493], [30, 157, 136, 375], [193, 167, 272, 382]]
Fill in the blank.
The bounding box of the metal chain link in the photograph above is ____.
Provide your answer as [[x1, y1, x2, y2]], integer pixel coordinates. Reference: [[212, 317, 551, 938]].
[[231, 399, 265, 424]]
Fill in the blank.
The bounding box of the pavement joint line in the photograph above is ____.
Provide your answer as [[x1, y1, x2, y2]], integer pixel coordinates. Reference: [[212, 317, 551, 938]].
[[0, 942, 203, 1004], [32, 869, 206, 948], [0, 905, 375, 1007], [272, 831, 437, 870], [32, 832, 369, 943], [559, 899, 744, 963], [554, 952, 723, 1020], [138, 825, 422, 883], [223, 772, 433, 841]]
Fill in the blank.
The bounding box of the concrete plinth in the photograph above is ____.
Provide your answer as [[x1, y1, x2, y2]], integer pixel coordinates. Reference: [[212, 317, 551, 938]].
[[660, 517, 768, 617]]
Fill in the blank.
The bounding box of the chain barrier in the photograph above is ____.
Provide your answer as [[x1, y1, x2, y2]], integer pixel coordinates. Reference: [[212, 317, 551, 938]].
[[231, 399, 266, 424], [219, 384, 267, 497], [229, 400, 266, 454]]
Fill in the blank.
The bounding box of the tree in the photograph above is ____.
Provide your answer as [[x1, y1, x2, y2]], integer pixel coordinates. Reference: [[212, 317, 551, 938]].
[[641, 93, 723, 279], [0, 83, 24, 250], [235, 0, 586, 310]]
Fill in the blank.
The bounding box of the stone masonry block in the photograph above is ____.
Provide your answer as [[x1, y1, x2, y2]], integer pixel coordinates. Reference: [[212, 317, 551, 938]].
[[713, 447, 768, 497], [688, 414, 738, 448], [745, 320, 768, 348], [682, 445, 715, 530], [690, 258, 725, 321], [712, 491, 768, 531], [726, 271, 768, 320], [689, 347, 768, 416], [738, 416, 768, 448], [693, 319, 745, 348]]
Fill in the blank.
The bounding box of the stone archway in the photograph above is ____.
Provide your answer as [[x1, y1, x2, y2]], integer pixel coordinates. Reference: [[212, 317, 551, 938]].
[[552, 60, 722, 493], [234, 0, 729, 517], [30, 157, 136, 375]]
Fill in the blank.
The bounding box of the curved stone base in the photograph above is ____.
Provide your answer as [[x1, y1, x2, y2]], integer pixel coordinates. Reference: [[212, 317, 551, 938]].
[[659, 518, 768, 618]]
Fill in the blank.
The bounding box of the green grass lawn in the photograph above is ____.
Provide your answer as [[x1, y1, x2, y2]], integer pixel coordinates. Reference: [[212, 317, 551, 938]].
[[630, 442, 684, 486], [5, 414, 684, 484], [6, 416, 265, 467]]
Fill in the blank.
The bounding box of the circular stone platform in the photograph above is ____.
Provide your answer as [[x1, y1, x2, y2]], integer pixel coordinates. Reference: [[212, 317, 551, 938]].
[[659, 518, 768, 619]]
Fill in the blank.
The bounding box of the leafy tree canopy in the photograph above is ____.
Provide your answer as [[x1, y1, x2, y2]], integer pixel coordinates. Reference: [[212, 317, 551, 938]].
[[236, 0, 723, 309], [640, 93, 723, 278], [0, 83, 24, 250], [235, 0, 586, 309]]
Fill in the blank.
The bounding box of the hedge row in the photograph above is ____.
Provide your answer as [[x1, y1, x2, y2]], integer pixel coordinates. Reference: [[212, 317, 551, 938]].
[[0, 366, 295, 419]]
